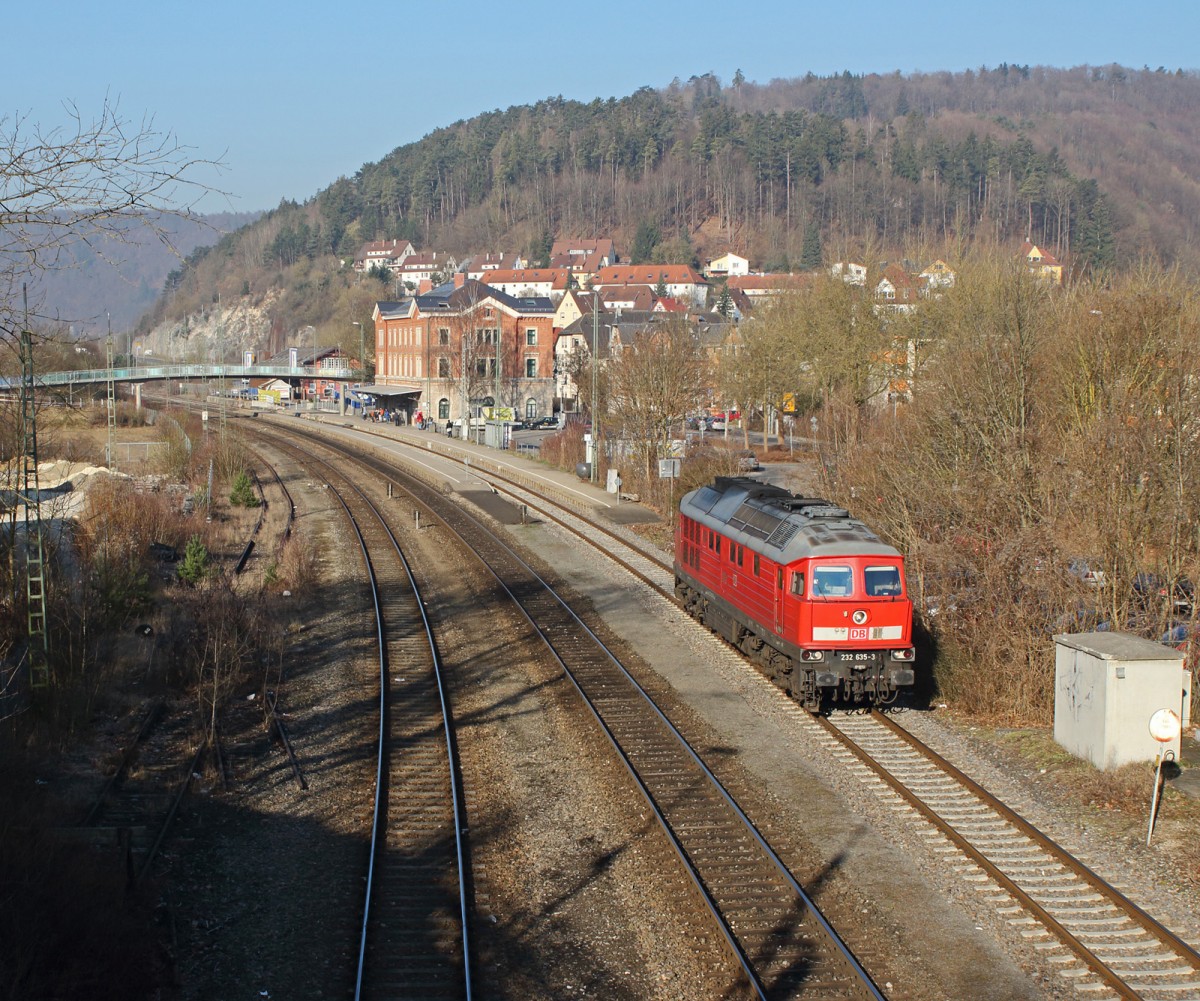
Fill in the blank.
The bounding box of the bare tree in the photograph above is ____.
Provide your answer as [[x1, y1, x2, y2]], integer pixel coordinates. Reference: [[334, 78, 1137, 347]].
[[606, 317, 711, 477], [0, 97, 224, 336]]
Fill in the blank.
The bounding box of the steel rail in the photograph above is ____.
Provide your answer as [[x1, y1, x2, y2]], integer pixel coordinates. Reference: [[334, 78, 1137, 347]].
[[874, 710, 1200, 973], [818, 713, 1179, 1001], [254, 431, 471, 1001], [400, 462, 884, 1001]]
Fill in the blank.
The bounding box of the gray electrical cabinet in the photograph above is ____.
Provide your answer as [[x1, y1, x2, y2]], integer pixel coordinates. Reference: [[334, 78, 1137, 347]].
[[1053, 631, 1190, 770]]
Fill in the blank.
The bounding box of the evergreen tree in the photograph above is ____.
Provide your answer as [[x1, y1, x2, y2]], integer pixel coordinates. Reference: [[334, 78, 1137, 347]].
[[632, 220, 660, 264], [229, 470, 261, 508], [1076, 180, 1116, 276], [177, 535, 211, 586], [800, 223, 823, 271], [716, 284, 733, 318]]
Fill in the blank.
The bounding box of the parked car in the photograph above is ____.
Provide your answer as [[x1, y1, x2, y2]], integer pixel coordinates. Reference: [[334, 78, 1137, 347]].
[[1067, 558, 1106, 588], [1132, 573, 1194, 614]]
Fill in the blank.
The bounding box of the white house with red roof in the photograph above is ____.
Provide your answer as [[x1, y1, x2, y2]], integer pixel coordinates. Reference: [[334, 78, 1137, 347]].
[[726, 273, 811, 299], [874, 264, 920, 314], [354, 239, 415, 273], [481, 268, 571, 301], [393, 251, 459, 290], [592, 264, 708, 307], [464, 252, 527, 280]]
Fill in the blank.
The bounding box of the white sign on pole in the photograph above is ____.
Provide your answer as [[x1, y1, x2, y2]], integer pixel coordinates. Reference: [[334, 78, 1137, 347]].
[[658, 458, 681, 479], [1146, 708, 1182, 846]]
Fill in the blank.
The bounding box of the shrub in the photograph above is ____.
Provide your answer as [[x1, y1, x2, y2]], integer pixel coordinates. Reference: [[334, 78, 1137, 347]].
[[228, 470, 260, 508], [177, 535, 210, 585]]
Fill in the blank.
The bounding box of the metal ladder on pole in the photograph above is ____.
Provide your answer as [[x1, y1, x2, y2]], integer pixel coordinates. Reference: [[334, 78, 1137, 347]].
[[20, 326, 49, 689]]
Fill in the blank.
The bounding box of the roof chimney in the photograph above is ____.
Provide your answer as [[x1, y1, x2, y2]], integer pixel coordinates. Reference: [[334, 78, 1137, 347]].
[[454, 273, 466, 288], [418, 278, 432, 294]]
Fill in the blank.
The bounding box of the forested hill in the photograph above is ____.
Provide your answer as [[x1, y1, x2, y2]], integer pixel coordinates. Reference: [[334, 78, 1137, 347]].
[[142, 65, 1200, 344]]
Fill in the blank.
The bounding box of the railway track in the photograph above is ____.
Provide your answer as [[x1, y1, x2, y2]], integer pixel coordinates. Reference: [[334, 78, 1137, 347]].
[[244, 418, 885, 997], [75, 703, 205, 887], [256, 431, 472, 1001], [195, 411, 1200, 997], [817, 711, 1200, 1000], [349, 421, 1200, 999], [274, 422, 887, 1000]]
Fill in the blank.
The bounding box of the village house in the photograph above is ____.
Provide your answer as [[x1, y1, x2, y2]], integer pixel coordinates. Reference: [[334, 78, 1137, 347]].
[[464, 252, 526, 280], [591, 264, 708, 308], [830, 261, 868, 286], [552, 288, 602, 333], [920, 259, 956, 290], [726, 273, 810, 301], [1022, 242, 1064, 285], [372, 277, 556, 425], [353, 239, 415, 273], [480, 268, 572, 302], [548, 237, 618, 283], [598, 285, 657, 311], [261, 344, 356, 405], [554, 310, 658, 412], [874, 264, 921, 314], [704, 251, 750, 278], [393, 251, 460, 291]]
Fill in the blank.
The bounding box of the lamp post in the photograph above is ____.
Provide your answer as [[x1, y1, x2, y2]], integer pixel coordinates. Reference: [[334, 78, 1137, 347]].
[[352, 321, 364, 383]]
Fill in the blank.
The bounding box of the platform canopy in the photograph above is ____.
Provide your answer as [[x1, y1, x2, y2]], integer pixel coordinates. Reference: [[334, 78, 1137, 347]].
[[353, 384, 422, 398]]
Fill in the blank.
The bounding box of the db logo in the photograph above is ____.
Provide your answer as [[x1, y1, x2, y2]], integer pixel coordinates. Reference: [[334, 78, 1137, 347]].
[[849, 627, 868, 640]]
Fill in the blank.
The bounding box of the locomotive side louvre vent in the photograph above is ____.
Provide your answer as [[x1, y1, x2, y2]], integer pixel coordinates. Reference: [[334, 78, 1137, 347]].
[[765, 521, 800, 550]]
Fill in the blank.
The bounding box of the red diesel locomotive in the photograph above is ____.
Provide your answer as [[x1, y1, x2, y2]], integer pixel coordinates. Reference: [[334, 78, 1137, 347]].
[[674, 476, 915, 709]]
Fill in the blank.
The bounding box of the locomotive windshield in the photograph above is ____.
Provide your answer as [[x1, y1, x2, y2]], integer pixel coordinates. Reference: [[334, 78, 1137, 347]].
[[864, 565, 903, 597], [811, 566, 853, 597]]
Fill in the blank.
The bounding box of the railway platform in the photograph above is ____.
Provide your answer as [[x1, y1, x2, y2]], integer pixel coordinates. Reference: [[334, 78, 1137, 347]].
[[295, 412, 663, 528]]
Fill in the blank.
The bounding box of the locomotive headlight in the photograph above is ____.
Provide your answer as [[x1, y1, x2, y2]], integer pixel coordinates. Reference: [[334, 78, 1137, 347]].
[[852, 609, 868, 625]]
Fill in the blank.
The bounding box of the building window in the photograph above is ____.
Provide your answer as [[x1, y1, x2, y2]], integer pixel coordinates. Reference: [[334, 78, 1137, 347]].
[[438, 327, 450, 346], [438, 397, 450, 419], [438, 357, 450, 378], [525, 398, 537, 419], [526, 328, 537, 346], [525, 357, 537, 378]]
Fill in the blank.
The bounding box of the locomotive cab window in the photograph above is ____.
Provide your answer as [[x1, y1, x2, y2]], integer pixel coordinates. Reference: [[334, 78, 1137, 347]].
[[865, 565, 902, 596], [811, 566, 853, 597], [790, 572, 805, 596]]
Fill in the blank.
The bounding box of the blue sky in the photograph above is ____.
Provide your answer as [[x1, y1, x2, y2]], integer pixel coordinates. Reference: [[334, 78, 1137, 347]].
[[7, 1, 1197, 213]]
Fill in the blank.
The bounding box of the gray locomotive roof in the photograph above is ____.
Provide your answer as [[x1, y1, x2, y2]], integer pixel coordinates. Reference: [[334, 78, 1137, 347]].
[[680, 476, 901, 563]]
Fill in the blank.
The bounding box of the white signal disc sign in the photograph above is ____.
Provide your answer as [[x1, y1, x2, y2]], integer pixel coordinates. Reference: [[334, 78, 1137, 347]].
[[1148, 708, 1181, 743]]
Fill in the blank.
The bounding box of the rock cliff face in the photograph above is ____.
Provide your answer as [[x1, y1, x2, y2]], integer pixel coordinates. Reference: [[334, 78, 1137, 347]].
[[144, 289, 286, 362]]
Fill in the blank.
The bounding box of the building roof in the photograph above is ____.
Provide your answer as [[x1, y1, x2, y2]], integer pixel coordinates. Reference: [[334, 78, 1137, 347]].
[[594, 264, 706, 286], [727, 273, 811, 292], [551, 237, 616, 258], [482, 268, 571, 289], [412, 278, 555, 316]]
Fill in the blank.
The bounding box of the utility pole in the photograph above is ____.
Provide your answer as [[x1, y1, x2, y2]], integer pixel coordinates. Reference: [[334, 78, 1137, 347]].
[[494, 323, 501, 415], [105, 317, 116, 471], [19, 294, 49, 689], [590, 295, 599, 484]]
